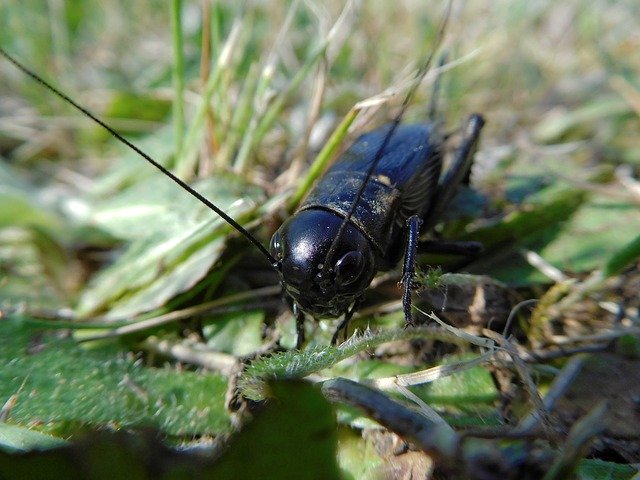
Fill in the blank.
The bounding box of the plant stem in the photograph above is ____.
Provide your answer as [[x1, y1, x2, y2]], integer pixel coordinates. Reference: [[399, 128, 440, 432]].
[[171, 0, 186, 160]]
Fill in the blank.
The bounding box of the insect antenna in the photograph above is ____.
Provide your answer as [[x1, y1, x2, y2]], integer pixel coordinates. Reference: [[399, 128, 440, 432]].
[[318, 0, 453, 285], [0, 47, 279, 268]]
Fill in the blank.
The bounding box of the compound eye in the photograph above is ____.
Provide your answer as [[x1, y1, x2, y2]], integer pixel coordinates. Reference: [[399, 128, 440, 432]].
[[270, 230, 284, 261], [334, 251, 364, 287]]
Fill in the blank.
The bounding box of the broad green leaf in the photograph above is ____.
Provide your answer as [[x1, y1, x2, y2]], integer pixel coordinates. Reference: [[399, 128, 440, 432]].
[[541, 194, 640, 273], [0, 318, 230, 436], [205, 310, 265, 357], [0, 381, 339, 480], [418, 361, 497, 406], [105, 92, 172, 125], [463, 181, 640, 284], [0, 162, 65, 232], [575, 459, 637, 480], [461, 185, 587, 251], [0, 424, 67, 453], [76, 173, 265, 318], [211, 381, 340, 479], [533, 97, 632, 143], [91, 126, 176, 196], [336, 427, 384, 479], [0, 229, 65, 308], [603, 233, 640, 278]]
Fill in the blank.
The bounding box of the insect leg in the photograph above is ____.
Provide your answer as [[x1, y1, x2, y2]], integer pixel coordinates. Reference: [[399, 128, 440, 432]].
[[293, 303, 306, 349], [423, 114, 485, 232], [400, 215, 423, 326], [330, 302, 359, 346]]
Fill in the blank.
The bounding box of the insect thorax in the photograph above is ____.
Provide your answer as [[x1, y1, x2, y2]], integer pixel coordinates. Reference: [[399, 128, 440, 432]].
[[299, 171, 402, 257]]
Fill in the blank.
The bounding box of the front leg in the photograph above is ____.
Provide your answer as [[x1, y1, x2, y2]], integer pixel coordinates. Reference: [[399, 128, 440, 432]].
[[331, 301, 360, 346], [400, 215, 423, 326], [293, 303, 306, 349]]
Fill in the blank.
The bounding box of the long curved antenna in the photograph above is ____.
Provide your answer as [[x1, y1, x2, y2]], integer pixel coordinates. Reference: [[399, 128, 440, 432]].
[[319, 0, 453, 283], [0, 47, 278, 267]]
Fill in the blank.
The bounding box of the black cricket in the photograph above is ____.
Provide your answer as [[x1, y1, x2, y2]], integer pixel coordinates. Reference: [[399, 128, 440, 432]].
[[0, 5, 484, 348], [272, 115, 484, 346]]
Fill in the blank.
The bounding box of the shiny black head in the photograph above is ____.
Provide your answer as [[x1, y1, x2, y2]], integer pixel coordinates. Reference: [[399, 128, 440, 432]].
[[270, 209, 377, 318]]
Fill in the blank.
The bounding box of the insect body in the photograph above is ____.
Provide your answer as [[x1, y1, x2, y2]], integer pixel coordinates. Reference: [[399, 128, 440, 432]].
[[272, 116, 484, 345]]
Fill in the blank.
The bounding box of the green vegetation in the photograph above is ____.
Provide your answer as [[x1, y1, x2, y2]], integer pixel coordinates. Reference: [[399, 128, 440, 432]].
[[0, 1, 639, 478]]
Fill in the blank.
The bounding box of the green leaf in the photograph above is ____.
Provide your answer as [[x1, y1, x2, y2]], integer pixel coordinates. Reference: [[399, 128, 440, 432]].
[[76, 173, 265, 319], [105, 92, 172, 125], [211, 381, 340, 479], [0, 318, 230, 436], [603, 233, 640, 278], [465, 184, 640, 284], [575, 459, 637, 480], [419, 359, 497, 406], [335, 427, 384, 478], [0, 424, 67, 453], [205, 310, 265, 356], [0, 229, 66, 308], [238, 327, 483, 401], [462, 185, 588, 252], [533, 97, 632, 143], [0, 381, 339, 480], [0, 162, 65, 232]]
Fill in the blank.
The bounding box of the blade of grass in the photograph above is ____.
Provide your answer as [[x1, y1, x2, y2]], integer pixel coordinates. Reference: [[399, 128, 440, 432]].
[[171, 0, 186, 155], [231, 0, 301, 174], [175, 15, 245, 178], [215, 62, 261, 168], [233, 0, 358, 174]]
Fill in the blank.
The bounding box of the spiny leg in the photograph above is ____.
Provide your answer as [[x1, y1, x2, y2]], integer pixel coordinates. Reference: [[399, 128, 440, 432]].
[[400, 215, 423, 326], [403, 116, 484, 328], [331, 302, 359, 346], [423, 114, 485, 232], [294, 303, 306, 349]]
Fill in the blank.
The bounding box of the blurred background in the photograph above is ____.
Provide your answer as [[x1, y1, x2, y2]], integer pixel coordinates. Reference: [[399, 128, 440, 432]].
[[1, 0, 638, 310], [0, 1, 639, 473]]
